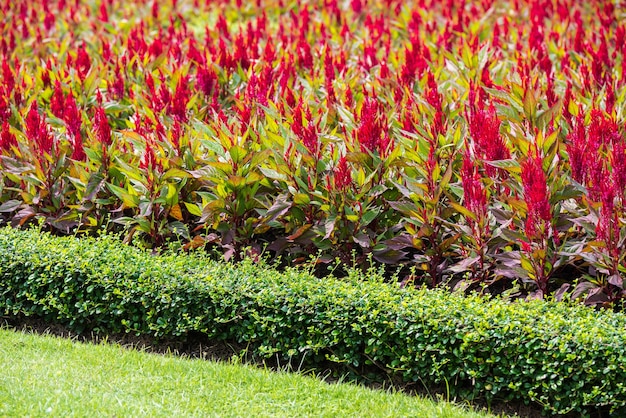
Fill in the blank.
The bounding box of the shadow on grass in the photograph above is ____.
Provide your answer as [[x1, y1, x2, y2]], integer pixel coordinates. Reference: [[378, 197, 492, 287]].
[[1, 314, 574, 418]]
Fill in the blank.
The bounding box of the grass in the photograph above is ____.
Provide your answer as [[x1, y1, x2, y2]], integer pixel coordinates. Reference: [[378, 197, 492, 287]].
[[0, 328, 500, 418]]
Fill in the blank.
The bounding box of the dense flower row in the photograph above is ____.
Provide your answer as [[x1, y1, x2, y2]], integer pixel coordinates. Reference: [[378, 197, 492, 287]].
[[0, 0, 625, 305]]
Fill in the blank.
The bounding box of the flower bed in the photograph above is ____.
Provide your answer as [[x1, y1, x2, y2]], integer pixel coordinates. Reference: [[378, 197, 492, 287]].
[[0, 1, 625, 301]]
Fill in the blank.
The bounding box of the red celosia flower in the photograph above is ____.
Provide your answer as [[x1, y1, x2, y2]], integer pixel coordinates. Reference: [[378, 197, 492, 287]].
[[587, 157, 606, 203], [94, 105, 111, 146], [350, 0, 362, 14], [561, 81, 573, 122], [157, 73, 172, 112], [170, 119, 182, 153], [64, 91, 82, 140], [333, 155, 352, 190], [292, 99, 320, 158], [354, 97, 392, 157], [216, 38, 232, 69], [154, 118, 166, 140], [70, 134, 86, 160], [424, 71, 446, 138], [481, 65, 494, 90], [277, 56, 295, 95], [360, 41, 378, 71], [233, 33, 250, 70], [335, 50, 347, 74], [400, 34, 430, 86], [25, 102, 54, 156], [323, 51, 336, 103], [98, 1, 109, 22], [170, 75, 190, 122], [127, 25, 148, 61], [1, 57, 15, 96], [521, 146, 552, 239], [573, 59, 591, 90], [262, 36, 276, 64], [75, 43, 91, 79], [568, 109, 621, 199], [340, 22, 350, 39], [149, 36, 164, 58], [188, 38, 206, 65], [605, 84, 616, 115], [424, 71, 441, 110], [401, 96, 419, 135], [296, 36, 313, 69], [245, 71, 270, 108], [140, 136, 162, 173], [461, 153, 487, 218], [50, 80, 66, 119], [566, 114, 586, 184], [0, 94, 10, 124], [145, 73, 165, 113], [345, 87, 354, 108], [379, 60, 389, 79], [111, 59, 125, 99], [283, 87, 296, 109], [140, 144, 157, 170], [0, 121, 17, 153], [42, 9, 54, 32], [588, 109, 620, 147], [467, 104, 510, 177], [49, 83, 85, 161], [151, 0, 159, 20], [591, 31, 610, 86], [197, 65, 217, 97]]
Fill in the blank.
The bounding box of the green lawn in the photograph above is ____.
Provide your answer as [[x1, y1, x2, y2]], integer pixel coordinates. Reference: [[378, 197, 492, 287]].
[[0, 328, 499, 417]]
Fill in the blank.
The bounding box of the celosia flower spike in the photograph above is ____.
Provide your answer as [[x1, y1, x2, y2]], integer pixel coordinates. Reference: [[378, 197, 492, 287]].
[[25, 102, 54, 157], [333, 155, 352, 190], [521, 146, 551, 239]]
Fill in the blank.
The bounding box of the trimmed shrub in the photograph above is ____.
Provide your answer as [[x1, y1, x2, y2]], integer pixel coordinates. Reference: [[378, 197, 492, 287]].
[[1, 227, 626, 416]]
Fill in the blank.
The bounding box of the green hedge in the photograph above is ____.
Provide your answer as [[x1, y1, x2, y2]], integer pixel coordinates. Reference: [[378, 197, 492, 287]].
[[1, 227, 626, 416]]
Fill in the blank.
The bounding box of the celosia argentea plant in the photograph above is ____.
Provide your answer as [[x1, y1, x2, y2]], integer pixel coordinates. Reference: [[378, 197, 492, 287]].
[[0, 0, 625, 306]]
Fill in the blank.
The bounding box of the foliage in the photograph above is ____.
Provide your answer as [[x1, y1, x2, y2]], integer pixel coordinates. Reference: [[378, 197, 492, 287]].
[[2, 227, 626, 416], [1, 0, 626, 302]]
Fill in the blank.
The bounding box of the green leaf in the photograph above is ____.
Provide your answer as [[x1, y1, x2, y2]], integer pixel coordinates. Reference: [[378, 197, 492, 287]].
[[229, 145, 247, 164], [388, 201, 422, 220], [293, 193, 310, 205], [161, 168, 191, 181], [164, 184, 178, 206], [183, 202, 203, 217], [263, 194, 292, 223], [485, 159, 521, 174], [449, 202, 477, 221], [107, 183, 139, 208], [361, 207, 381, 227], [84, 173, 106, 202], [259, 167, 287, 181], [522, 87, 537, 121]]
